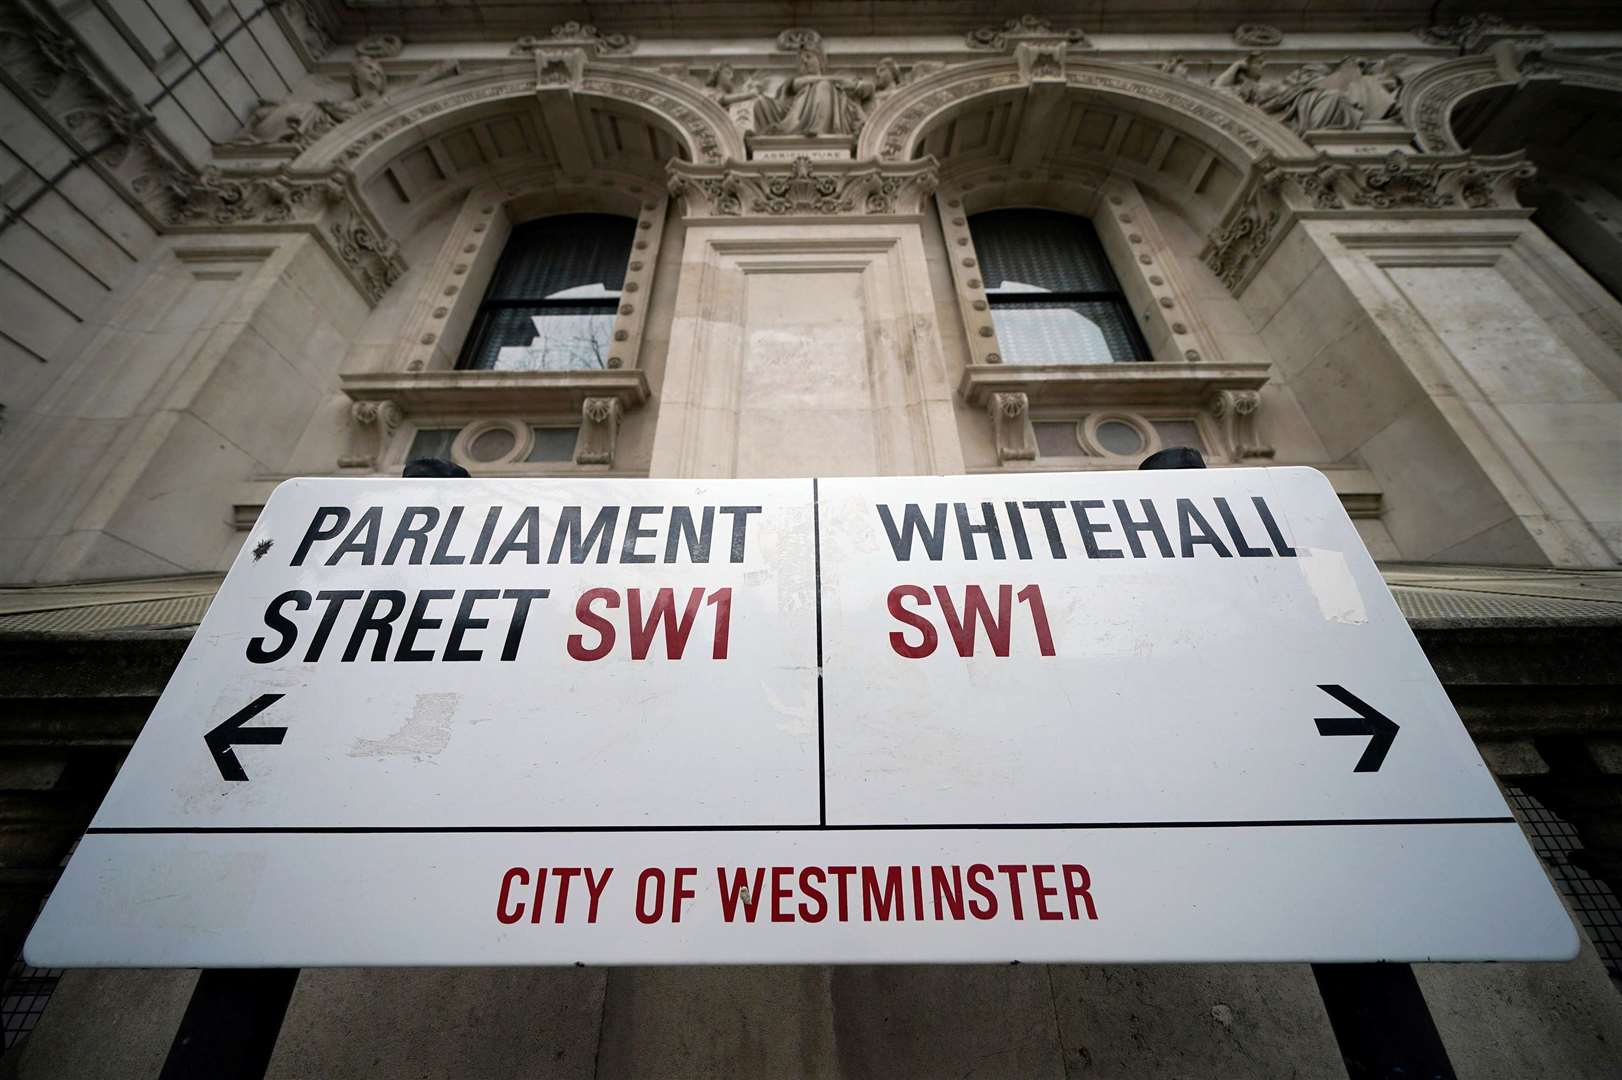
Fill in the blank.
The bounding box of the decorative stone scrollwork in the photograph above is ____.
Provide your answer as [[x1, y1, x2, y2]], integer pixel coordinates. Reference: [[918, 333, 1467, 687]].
[[344, 399, 403, 470], [668, 155, 939, 218], [513, 22, 636, 57], [1416, 13, 1544, 54], [165, 166, 406, 304], [1201, 149, 1535, 294], [577, 397, 622, 466], [776, 28, 822, 53], [1203, 194, 1281, 292], [965, 15, 1089, 52], [1207, 390, 1272, 461], [354, 34, 403, 59], [1233, 24, 1283, 48], [987, 392, 1036, 464]]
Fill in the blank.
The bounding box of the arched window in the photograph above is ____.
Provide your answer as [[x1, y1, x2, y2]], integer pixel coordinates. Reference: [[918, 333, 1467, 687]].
[[967, 209, 1150, 364], [457, 214, 636, 371]]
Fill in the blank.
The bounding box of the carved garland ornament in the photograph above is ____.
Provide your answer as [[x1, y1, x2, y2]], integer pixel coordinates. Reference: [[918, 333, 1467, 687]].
[[513, 22, 636, 57], [668, 155, 939, 217], [965, 15, 1090, 51]]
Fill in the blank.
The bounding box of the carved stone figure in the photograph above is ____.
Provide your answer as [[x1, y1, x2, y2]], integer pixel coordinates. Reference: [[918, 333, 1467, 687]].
[[875, 57, 903, 92], [1212, 52, 1266, 103], [227, 97, 334, 148], [708, 64, 787, 134], [1257, 57, 1405, 134], [225, 39, 459, 150], [772, 47, 872, 136], [1157, 56, 1192, 78]]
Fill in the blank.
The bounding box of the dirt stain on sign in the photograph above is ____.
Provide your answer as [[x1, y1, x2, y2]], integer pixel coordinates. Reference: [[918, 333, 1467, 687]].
[[349, 692, 459, 759]]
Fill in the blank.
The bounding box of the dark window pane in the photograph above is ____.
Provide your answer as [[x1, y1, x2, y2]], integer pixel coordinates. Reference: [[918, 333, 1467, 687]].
[[969, 209, 1120, 294], [484, 215, 636, 300], [1095, 419, 1146, 456], [468, 427, 517, 462], [458, 214, 636, 372], [989, 300, 1142, 365], [408, 427, 458, 461], [1034, 421, 1081, 458], [462, 305, 617, 371], [1152, 420, 1203, 452], [528, 427, 580, 462]]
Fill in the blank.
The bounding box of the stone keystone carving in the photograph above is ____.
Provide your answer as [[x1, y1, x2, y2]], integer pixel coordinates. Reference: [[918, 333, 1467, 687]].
[[965, 15, 1090, 51], [668, 156, 938, 218], [513, 22, 636, 56], [987, 393, 1036, 464]]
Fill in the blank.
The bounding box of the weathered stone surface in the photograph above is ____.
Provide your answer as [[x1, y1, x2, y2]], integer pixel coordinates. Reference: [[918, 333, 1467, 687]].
[[830, 965, 1065, 1079], [1416, 934, 1622, 1079], [1, 969, 197, 1080], [594, 966, 837, 1078], [1048, 964, 1346, 1078], [263, 968, 606, 1079]]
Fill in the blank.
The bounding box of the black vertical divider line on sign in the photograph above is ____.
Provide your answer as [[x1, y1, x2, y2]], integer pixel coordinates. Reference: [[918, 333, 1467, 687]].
[[812, 478, 827, 827]]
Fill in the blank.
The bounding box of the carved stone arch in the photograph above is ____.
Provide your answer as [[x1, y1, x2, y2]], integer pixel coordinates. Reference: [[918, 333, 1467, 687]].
[[293, 62, 743, 204], [857, 56, 1308, 171], [1404, 54, 1622, 153]]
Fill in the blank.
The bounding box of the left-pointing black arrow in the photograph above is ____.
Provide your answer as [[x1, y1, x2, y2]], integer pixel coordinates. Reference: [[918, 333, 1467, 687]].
[[205, 693, 287, 782], [1315, 683, 1399, 773]]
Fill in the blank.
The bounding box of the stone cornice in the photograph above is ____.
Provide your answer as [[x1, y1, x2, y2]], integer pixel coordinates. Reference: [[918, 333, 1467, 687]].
[[667, 155, 940, 219], [1201, 150, 1536, 294], [0, 0, 194, 232]]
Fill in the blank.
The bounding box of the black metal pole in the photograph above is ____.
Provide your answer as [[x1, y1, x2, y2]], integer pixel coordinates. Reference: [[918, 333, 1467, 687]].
[[159, 969, 299, 1080], [1312, 963, 1456, 1080]]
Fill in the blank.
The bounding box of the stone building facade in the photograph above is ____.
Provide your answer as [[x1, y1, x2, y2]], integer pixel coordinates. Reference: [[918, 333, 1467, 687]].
[[2, 1, 1622, 1076]]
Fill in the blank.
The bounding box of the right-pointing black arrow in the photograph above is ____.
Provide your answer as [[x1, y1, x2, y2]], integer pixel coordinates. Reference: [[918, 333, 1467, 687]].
[[205, 693, 287, 782], [1315, 684, 1399, 773]]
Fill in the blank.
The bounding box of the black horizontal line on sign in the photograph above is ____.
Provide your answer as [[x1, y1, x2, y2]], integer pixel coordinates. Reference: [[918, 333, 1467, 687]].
[[85, 817, 1516, 835]]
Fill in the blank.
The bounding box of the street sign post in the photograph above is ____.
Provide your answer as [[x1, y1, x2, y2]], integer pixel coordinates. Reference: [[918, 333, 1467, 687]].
[[25, 468, 1576, 966]]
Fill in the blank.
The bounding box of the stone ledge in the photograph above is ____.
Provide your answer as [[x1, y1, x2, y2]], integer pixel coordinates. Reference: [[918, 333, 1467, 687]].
[[340, 369, 650, 414], [958, 361, 1270, 408]]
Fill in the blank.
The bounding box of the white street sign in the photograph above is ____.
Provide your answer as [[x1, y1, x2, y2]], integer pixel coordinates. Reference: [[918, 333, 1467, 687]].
[[26, 468, 1576, 966]]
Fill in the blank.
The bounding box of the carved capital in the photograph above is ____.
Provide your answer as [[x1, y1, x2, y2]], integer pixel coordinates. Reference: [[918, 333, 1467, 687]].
[[988, 392, 1036, 464], [577, 397, 622, 466], [668, 155, 939, 218]]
